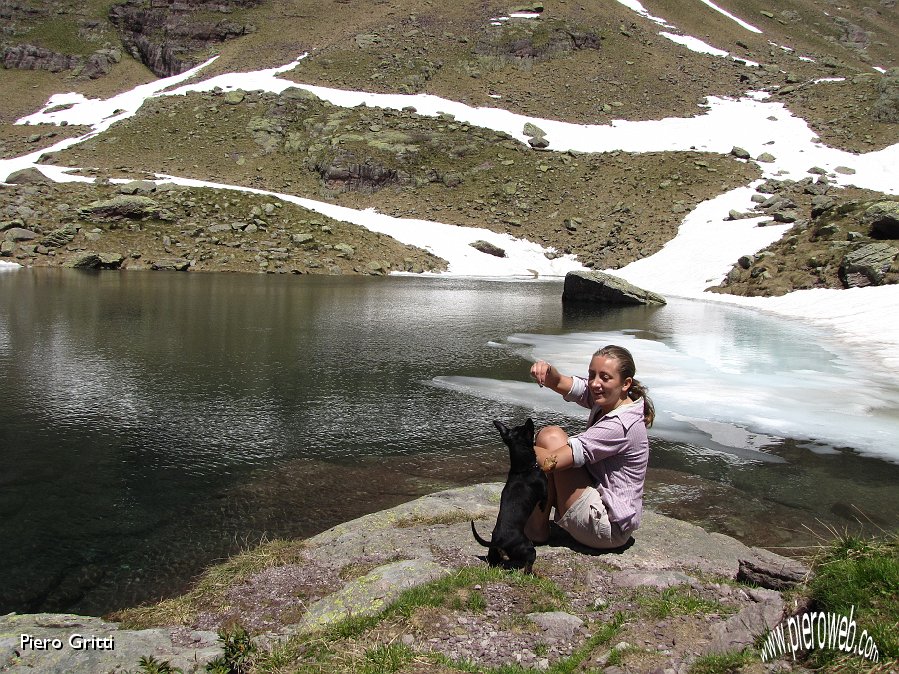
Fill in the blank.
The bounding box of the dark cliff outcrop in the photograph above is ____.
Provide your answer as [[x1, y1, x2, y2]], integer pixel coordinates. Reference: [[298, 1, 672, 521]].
[[108, 0, 261, 77], [2, 44, 81, 72], [1, 43, 120, 79]]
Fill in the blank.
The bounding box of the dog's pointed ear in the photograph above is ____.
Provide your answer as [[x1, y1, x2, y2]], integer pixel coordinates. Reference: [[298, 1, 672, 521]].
[[524, 418, 535, 435], [493, 419, 508, 435]]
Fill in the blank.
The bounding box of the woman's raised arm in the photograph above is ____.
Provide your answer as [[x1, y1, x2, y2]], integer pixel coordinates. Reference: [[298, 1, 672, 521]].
[[529, 360, 574, 396]]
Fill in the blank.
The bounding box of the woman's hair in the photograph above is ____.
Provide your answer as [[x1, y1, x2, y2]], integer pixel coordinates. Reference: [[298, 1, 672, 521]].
[[593, 344, 655, 428]]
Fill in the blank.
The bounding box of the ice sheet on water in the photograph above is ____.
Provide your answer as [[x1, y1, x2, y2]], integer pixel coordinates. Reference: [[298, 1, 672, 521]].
[[431, 374, 784, 463], [431, 303, 899, 463]]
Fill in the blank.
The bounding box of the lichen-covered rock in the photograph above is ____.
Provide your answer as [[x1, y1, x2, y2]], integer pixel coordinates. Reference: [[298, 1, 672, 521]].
[[0, 613, 220, 674], [865, 200, 899, 239], [79, 195, 161, 220], [4, 168, 52, 185], [3, 227, 40, 242], [116, 180, 158, 195], [523, 122, 546, 138], [64, 252, 101, 269], [470, 240, 506, 258], [871, 68, 899, 123], [839, 242, 899, 287], [296, 559, 449, 633], [151, 257, 190, 271]]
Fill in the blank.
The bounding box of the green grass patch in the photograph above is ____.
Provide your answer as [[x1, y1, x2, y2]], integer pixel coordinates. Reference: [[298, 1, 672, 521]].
[[357, 643, 415, 674], [351, 565, 566, 632], [687, 648, 755, 674], [805, 531, 899, 668], [635, 585, 730, 620], [22, 19, 100, 56]]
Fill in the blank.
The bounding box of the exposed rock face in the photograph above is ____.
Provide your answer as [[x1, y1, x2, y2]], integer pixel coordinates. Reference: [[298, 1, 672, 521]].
[[475, 18, 601, 61], [1, 44, 80, 72], [872, 68, 899, 123], [1, 44, 121, 79], [867, 200, 899, 238], [833, 16, 871, 50], [562, 270, 666, 306], [839, 242, 899, 287], [315, 156, 405, 191], [108, 0, 260, 77]]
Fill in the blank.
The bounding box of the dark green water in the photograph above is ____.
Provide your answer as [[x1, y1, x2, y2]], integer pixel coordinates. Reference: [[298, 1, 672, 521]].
[[1, 269, 896, 616]]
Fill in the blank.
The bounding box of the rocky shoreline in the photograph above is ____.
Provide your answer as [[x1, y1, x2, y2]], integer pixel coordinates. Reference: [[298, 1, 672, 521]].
[[1, 483, 813, 674], [3, 154, 897, 297], [0, 171, 445, 276]]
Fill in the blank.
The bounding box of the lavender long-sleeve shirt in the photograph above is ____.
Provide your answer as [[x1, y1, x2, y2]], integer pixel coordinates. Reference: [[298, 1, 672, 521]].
[[564, 376, 649, 533]]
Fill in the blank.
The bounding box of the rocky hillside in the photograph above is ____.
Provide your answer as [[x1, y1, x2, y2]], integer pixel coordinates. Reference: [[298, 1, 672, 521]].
[[1, 0, 898, 290]]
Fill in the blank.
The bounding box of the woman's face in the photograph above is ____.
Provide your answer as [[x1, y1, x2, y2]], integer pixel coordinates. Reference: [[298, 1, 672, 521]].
[[588, 355, 632, 412]]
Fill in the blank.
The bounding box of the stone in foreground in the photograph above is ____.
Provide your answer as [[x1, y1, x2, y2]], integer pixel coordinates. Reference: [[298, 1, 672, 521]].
[[0, 613, 221, 674], [562, 270, 666, 306]]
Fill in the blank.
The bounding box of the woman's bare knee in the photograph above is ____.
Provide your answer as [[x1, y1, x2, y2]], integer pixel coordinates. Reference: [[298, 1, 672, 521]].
[[536, 425, 569, 449]]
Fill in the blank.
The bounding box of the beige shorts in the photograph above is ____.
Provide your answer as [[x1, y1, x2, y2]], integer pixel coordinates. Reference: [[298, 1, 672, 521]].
[[556, 487, 631, 549]]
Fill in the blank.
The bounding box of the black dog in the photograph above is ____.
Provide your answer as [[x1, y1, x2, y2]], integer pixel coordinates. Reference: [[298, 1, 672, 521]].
[[471, 418, 548, 573]]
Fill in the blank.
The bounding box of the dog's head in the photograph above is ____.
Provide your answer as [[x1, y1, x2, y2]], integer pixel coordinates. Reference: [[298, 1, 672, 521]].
[[493, 418, 537, 469]]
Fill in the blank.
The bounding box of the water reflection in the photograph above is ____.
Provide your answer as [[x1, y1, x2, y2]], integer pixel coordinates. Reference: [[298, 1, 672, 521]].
[[0, 269, 897, 616]]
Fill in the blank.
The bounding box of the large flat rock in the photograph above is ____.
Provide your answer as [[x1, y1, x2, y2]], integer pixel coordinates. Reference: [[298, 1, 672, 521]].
[[0, 613, 220, 674], [304, 483, 783, 579], [562, 270, 667, 305]]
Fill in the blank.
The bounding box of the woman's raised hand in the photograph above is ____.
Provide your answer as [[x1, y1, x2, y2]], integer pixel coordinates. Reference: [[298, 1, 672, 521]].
[[530, 360, 552, 388]]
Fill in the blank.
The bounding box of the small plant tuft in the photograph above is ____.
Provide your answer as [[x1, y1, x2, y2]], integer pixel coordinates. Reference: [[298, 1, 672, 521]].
[[688, 648, 755, 674], [636, 585, 729, 619], [358, 643, 414, 674], [138, 655, 183, 674], [205, 625, 256, 674]]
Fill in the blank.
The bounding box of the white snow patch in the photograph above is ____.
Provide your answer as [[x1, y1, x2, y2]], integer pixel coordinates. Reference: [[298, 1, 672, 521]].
[[696, 0, 763, 33]]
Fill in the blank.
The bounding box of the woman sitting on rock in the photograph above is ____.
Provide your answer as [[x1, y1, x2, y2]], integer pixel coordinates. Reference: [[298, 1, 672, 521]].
[[526, 344, 653, 549]]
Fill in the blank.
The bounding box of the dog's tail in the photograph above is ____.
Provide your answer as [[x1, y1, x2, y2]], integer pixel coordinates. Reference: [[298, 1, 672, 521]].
[[470, 521, 492, 547]]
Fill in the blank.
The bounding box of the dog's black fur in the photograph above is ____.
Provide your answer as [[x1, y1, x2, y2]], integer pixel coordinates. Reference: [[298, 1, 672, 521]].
[[471, 418, 548, 573]]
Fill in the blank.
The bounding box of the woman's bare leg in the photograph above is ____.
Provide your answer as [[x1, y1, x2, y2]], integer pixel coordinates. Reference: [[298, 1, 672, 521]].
[[525, 425, 593, 543]]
